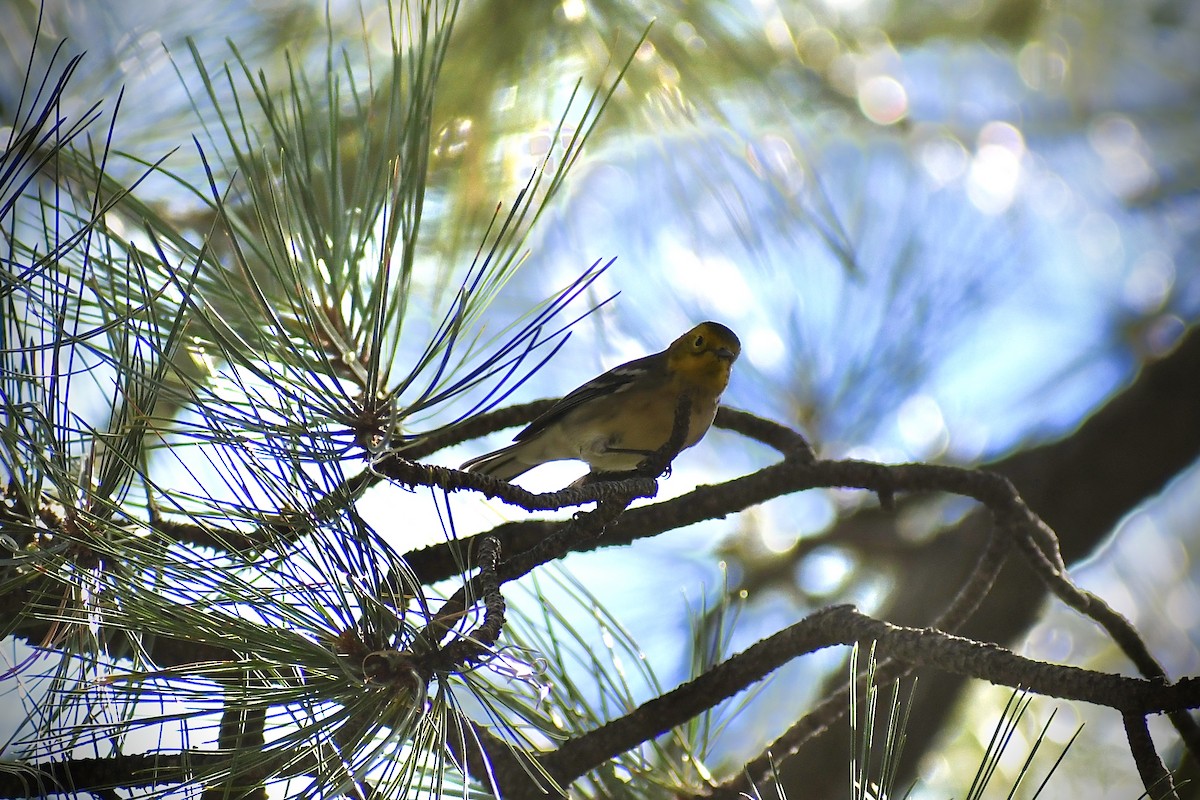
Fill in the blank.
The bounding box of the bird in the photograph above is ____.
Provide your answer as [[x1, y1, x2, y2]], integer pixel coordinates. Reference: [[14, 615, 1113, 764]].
[[461, 321, 741, 481]]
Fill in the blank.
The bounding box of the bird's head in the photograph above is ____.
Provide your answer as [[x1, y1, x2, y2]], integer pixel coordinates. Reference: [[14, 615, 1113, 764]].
[[666, 321, 741, 390]]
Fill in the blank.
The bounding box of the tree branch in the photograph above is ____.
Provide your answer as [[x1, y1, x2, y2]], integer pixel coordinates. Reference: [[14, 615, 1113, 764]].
[[1124, 712, 1181, 800]]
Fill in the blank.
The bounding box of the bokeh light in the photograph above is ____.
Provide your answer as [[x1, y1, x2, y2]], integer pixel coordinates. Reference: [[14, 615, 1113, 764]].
[[857, 74, 908, 125]]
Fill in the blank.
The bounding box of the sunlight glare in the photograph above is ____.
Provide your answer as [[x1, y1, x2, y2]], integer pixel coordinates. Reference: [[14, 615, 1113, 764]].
[[764, 14, 793, 54], [796, 546, 855, 597], [897, 394, 948, 458], [314, 257, 333, 286], [662, 241, 754, 316], [857, 74, 908, 125], [99, 212, 128, 240], [967, 122, 1025, 214], [918, 133, 968, 186], [818, 0, 869, 15], [745, 325, 786, 370], [560, 0, 586, 22]]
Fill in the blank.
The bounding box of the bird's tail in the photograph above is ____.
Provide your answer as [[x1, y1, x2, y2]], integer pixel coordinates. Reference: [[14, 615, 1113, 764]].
[[460, 442, 532, 481]]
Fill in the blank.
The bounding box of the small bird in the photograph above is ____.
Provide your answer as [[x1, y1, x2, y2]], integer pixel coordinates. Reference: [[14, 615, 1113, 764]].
[[462, 321, 741, 481]]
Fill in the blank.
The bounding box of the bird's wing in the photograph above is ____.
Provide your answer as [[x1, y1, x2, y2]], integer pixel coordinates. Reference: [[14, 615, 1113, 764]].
[[512, 352, 663, 442]]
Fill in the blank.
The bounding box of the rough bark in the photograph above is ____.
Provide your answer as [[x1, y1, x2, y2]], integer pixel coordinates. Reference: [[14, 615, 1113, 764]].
[[780, 323, 1200, 796]]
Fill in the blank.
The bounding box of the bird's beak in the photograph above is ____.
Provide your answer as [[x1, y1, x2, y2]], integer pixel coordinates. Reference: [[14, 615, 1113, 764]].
[[715, 347, 736, 362]]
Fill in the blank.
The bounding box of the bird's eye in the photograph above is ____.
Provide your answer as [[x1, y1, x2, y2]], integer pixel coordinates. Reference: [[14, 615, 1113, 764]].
[[693, 335, 705, 349]]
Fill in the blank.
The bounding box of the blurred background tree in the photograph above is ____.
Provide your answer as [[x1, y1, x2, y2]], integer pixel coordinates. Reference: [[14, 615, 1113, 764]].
[[1, 0, 1197, 798]]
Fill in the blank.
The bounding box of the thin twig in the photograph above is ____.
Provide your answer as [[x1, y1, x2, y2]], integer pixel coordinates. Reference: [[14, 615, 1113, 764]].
[[1123, 712, 1180, 800], [1013, 520, 1200, 763]]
